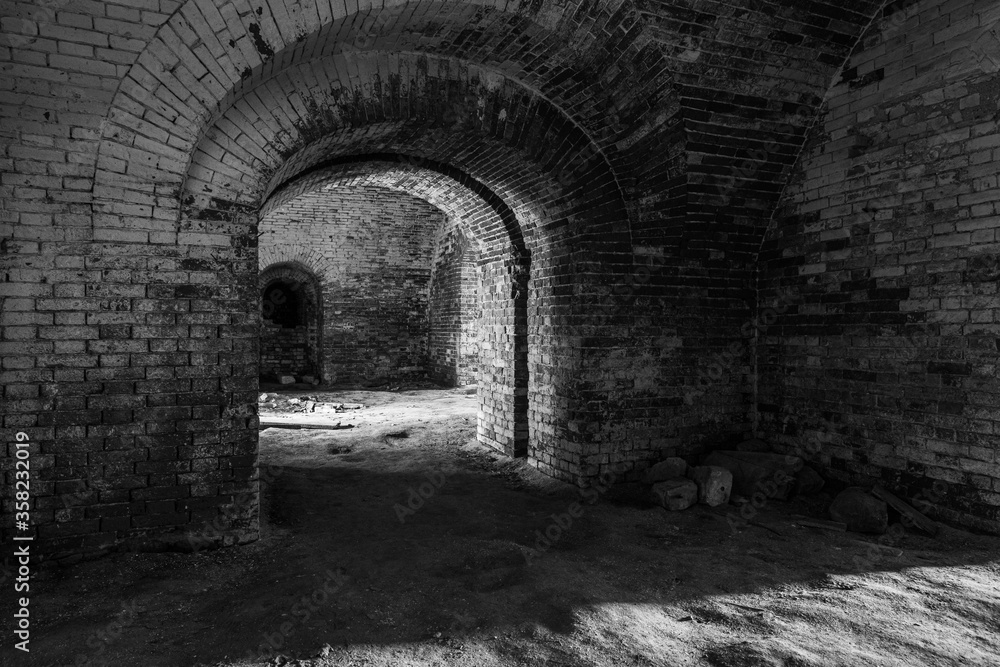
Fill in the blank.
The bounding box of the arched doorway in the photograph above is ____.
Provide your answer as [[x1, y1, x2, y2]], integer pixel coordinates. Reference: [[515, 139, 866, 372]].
[[92, 8, 635, 550], [260, 157, 532, 457], [259, 262, 323, 384]]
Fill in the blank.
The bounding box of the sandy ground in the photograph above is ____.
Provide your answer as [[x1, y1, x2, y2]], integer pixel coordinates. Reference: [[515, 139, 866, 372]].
[[6, 388, 1000, 667]]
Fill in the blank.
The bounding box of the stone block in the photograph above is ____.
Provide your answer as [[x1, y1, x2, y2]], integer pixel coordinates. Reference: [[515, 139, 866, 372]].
[[650, 478, 698, 511], [703, 451, 797, 500], [686, 466, 733, 507]]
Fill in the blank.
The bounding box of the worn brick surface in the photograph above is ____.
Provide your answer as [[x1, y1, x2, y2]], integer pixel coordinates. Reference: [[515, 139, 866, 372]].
[[429, 223, 480, 387], [1, 0, 997, 560], [758, 0, 1000, 533]]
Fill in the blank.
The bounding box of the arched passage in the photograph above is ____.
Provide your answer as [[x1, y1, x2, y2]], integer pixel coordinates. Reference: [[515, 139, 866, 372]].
[[3, 0, 945, 564], [91, 37, 639, 550], [86, 0, 662, 552], [261, 157, 531, 456], [258, 261, 323, 383]]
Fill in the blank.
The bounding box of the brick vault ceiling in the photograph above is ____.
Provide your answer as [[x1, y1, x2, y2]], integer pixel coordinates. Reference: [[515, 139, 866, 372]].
[[103, 0, 893, 261]]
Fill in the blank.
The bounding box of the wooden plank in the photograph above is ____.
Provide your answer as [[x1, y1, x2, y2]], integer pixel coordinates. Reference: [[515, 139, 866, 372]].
[[792, 515, 847, 532], [260, 421, 354, 430], [872, 485, 939, 536]]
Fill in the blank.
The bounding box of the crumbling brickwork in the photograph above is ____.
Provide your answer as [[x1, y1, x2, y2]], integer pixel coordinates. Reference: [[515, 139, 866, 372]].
[[1, 0, 997, 561], [758, 0, 1000, 532]]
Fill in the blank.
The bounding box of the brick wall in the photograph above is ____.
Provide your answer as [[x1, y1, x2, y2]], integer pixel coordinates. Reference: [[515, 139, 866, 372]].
[[458, 251, 480, 387], [259, 323, 309, 379], [429, 223, 480, 387], [758, 0, 1000, 532], [259, 186, 446, 383], [7, 0, 997, 561]]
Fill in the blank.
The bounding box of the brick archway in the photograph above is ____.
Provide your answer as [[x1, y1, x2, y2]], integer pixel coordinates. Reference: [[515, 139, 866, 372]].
[[87, 23, 641, 552], [262, 157, 531, 457], [259, 261, 324, 383], [16, 0, 898, 561]]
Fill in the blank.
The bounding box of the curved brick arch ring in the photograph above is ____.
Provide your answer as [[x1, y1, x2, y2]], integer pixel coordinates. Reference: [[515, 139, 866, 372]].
[[176, 85, 626, 486], [201, 0, 670, 151], [90, 0, 672, 214], [81, 0, 648, 556], [164, 65, 623, 483], [257, 243, 339, 286], [178, 50, 631, 242], [261, 155, 526, 263], [93, 5, 665, 240], [258, 260, 322, 307]]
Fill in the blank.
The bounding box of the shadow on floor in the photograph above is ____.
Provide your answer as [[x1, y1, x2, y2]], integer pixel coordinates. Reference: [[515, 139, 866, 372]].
[[14, 400, 1000, 667]]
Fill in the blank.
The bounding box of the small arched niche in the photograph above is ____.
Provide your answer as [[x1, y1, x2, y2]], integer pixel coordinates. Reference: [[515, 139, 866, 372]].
[[259, 263, 323, 383]]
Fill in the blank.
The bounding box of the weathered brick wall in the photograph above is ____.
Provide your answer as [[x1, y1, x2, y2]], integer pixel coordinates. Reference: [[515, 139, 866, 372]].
[[179, 47, 631, 473], [259, 186, 446, 383], [0, 1, 261, 561], [10, 0, 979, 560], [259, 323, 308, 379], [458, 250, 480, 387], [428, 222, 480, 387], [758, 0, 1000, 532], [568, 0, 887, 482]]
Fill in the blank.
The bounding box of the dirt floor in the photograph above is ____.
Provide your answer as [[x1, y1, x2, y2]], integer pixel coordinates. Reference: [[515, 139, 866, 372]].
[[8, 388, 1000, 667]]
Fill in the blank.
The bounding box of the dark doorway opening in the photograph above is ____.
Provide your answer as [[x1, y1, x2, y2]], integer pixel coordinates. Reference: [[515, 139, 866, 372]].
[[260, 263, 323, 383]]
